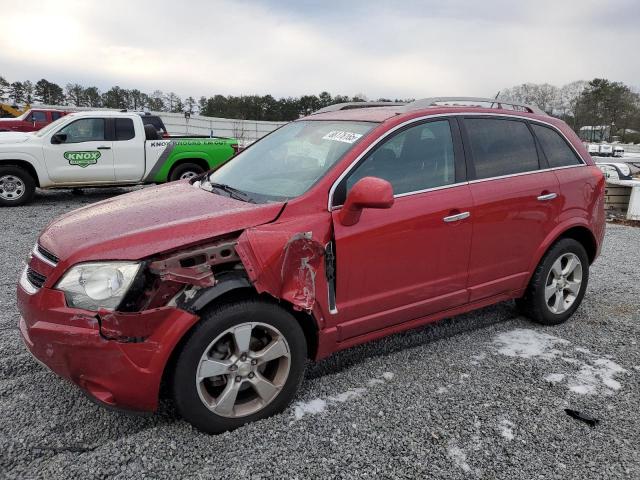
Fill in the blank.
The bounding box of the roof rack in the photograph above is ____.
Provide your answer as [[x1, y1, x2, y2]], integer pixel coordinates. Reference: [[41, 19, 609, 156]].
[[311, 101, 406, 115], [405, 97, 546, 115]]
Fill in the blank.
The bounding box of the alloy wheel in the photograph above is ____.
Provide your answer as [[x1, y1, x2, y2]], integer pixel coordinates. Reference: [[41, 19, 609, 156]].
[[544, 252, 583, 314], [195, 322, 291, 418]]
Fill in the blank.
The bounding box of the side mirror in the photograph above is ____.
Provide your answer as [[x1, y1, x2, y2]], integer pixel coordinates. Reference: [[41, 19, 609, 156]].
[[339, 176, 394, 226], [51, 133, 67, 144]]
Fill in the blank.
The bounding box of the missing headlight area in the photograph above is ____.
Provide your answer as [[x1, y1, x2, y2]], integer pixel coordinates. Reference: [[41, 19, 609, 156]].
[[148, 239, 240, 287]]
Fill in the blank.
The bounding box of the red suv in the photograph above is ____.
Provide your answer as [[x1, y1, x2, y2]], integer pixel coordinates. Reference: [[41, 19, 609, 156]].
[[17, 97, 605, 433]]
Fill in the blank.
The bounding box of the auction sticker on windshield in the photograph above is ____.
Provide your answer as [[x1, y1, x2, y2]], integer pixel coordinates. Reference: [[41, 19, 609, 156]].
[[322, 131, 363, 143], [64, 151, 101, 168]]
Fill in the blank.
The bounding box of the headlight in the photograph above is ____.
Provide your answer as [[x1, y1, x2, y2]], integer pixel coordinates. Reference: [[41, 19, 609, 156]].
[[56, 262, 141, 311]]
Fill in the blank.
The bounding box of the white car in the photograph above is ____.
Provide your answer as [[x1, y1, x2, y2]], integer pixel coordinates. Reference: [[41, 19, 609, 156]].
[[587, 144, 600, 156], [613, 146, 625, 158], [0, 111, 238, 206], [599, 144, 613, 157]]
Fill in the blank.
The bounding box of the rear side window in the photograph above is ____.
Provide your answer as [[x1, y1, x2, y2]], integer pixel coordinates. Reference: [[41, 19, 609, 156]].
[[51, 112, 63, 121], [115, 118, 135, 141], [531, 124, 582, 168], [465, 118, 539, 179]]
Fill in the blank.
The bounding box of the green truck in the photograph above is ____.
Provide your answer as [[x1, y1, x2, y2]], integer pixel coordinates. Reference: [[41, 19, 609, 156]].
[[0, 111, 239, 206]]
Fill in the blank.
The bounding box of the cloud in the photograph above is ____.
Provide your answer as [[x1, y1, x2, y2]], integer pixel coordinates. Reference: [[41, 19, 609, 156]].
[[0, 0, 639, 99]]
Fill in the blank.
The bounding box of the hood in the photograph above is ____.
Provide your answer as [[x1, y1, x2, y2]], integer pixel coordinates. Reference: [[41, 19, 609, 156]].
[[0, 131, 32, 144], [39, 181, 285, 268]]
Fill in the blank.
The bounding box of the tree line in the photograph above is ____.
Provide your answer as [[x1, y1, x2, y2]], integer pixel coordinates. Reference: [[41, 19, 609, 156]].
[[1, 74, 639, 141], [0, 75, 399, 122], [500, 79, 640, 142]]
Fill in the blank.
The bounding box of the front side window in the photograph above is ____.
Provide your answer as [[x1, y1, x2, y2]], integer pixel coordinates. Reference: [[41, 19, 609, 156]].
[[465, 118, 539, 179], [343, 120, 456, 198], [51, 112, 63, 121], [29, 111, 47, 122], [207, 120, 376, 202], [57, 118, 106, 143], [531, 124, 582, 168]]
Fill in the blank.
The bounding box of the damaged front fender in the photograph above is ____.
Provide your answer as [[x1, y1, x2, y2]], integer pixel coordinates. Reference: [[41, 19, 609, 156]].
[[236, 229, 326, 311]]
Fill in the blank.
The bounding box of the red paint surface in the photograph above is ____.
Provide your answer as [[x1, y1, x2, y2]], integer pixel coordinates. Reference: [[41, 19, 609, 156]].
[[0, 109, 68, 132], [17, 105, 605, 412]]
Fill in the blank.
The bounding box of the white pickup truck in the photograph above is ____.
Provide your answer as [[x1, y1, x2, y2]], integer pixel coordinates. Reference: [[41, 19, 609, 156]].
[[0, 111, 238, 206]]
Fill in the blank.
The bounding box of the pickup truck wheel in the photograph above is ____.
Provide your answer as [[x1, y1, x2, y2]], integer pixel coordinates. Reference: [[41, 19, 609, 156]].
[[169, 163, 205, 181], [172, 299, 307, 434], [0, 166, 35, 207], [516, 238, 589, 325]]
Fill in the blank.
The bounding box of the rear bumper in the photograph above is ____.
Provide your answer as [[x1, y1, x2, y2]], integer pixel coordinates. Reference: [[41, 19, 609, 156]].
[[17, 285, 199, 412]]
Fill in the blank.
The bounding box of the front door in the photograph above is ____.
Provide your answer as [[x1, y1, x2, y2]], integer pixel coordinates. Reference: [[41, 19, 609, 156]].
[[330, 118, 473, 340], [43, 117, 115, 183]]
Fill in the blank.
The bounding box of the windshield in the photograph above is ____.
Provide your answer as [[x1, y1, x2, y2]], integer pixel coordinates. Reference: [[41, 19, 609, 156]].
[[35, 115, 73, 137], [207, 120, 376, 202]]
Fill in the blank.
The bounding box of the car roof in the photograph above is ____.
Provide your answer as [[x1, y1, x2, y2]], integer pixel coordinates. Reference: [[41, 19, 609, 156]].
[[302, 97, 551, 124], [65, 110, 138, 118]]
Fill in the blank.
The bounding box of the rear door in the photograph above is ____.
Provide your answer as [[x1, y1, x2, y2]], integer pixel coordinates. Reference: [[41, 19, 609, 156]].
[[461, 116, 560, 301], [113, 117, 146, 181], [330, 118, 473, 340], [42, 117, 115, 183]]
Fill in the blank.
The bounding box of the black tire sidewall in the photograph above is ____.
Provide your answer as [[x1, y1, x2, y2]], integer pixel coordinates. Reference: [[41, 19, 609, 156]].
[[169, 163, 205, 182], [172, 300, 307, 434], [534, 238, 589, 325], [0, 166, 35, 207]]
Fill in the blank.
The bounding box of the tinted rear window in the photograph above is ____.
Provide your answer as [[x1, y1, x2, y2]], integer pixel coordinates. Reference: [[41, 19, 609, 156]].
[[531, 124, 582, 168], [465, 118, 539, 179], [142, 116, 164, 131], [115, 118, 135, 141]]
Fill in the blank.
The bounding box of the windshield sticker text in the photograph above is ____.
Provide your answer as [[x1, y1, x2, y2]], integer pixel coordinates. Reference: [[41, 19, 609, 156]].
[[322, 131, 363, 144]]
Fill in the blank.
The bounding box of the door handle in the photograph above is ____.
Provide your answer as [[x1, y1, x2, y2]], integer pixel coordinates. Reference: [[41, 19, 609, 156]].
[[443, 211, 470, 223], [537, 192, 557, 201], [97, 146, 111, 150]]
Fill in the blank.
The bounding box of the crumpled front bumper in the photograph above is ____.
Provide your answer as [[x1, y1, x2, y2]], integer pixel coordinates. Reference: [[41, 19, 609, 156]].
[[17, 284, 199, 412]]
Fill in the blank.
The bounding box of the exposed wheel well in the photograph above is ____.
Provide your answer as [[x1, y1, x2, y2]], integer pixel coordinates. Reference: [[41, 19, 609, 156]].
[[168, 158, 209, 179], [557, 226, 598, 264], [159, 287, 319, 400], [0, 160, 40, 187]]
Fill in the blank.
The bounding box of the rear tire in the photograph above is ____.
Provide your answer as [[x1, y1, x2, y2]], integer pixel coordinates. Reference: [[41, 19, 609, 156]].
[[517, 238, 589, 325], [172, 299, 307, 434], [169, 163, 205, 182], [0, 166, 35, 207]]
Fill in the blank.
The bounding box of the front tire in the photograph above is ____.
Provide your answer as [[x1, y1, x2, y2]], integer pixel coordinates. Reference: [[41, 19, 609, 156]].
[[517, 238, 589, 325], [0, 166, 35, 207], [169, 163, 205, 182], [172, 299, 307, 434]]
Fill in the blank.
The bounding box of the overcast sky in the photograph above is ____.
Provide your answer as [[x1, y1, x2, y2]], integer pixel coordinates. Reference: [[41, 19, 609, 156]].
[[1, 0, 639, 99]]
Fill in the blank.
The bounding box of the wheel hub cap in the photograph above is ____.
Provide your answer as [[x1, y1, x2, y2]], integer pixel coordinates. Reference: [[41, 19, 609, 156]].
[[195, 322, 291, 418], [544, 252, 583, 314], [0, 175, 25, 200]]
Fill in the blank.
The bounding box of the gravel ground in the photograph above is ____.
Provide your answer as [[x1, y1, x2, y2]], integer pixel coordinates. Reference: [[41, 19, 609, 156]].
[[1, 188, 639, 479]]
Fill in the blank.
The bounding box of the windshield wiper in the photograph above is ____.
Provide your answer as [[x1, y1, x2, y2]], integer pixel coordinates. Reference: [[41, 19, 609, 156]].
[[208, 182, 256, 203]]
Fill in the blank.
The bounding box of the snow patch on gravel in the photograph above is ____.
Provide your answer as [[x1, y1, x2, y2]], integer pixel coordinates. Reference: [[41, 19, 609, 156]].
[[447, 444, 472, 473], [493, 329, 569, 360], [497, 419, 515, 441], [494, 329, 627, 395], [293, 372, 395, 420]]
